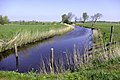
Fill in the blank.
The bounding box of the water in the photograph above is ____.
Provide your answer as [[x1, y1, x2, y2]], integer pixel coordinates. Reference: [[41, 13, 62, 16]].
[[0, 26, 93, 73]]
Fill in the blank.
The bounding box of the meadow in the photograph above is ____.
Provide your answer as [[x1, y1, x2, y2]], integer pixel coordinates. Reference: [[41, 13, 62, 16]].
[[0, 23, 74, 52], [76, 22, 120, 43], [0, 23, 68, 41]]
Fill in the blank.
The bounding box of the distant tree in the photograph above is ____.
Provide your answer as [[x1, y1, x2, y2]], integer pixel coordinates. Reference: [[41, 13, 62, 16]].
[[91, 13, 103, 23], [75, 17, 78, 23], [67, 12, 74, 21], [3, 16, 9, 24], [82, 12, 89, 23], [22, 20, 25, 25], [0, 15, 2, 24], [62, 14, 67, 23], [61, 12, 74, 24], [0, 15, 4, 25], [75, 17, 82, 23], [62, 14, 70, 24]]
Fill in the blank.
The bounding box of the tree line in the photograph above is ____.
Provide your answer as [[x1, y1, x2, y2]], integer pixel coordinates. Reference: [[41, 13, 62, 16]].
[[0, 15, 9, 25], [61, 12, 103, 24], [0, 12, 103, 25], [0, 15, 60, 25]]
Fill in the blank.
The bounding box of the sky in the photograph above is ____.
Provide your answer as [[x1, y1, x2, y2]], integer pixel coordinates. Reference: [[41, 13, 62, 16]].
[[0, 0, 120, 21]]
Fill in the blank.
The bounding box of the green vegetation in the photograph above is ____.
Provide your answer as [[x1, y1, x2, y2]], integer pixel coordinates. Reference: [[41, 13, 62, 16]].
[[0, 23, 66, 41], [0, 23, 74, 52], [0, 56, 120, 80], [82, 12, 89, 23], [61, 12, 74, 24], [76, 23, 120, 42], [0, 15, 9, 25], [91, 13, 103, 23]]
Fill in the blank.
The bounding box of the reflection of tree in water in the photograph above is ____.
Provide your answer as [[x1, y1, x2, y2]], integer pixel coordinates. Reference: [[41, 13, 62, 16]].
[[16, 57, 19, 71], [0, 50, 15, 61]]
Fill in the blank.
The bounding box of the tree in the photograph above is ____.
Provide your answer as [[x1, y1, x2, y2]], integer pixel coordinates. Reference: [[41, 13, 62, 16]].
[[82, 12, 89, 23], [91, 13, 103, 23], [67, 12, 74, 21], [62, 14, 69, 23], [75, 16, 82, 23], [61, 12, 74, 24], [75, 17, 78, 23], [0, 15, 4, 25], [3, 16, 9, 24]]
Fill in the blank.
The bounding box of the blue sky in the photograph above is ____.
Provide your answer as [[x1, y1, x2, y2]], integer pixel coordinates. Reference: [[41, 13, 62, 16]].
[[0, 0, 120, 21]]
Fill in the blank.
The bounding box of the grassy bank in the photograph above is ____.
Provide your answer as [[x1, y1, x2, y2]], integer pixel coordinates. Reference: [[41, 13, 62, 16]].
[[0, 23, 74, 52], [0, 56, 120, 80], [76, 23, 120, 43]]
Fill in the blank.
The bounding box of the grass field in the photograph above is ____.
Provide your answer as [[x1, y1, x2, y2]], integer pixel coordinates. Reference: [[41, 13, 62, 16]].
[[0, 23, 74, 52], [76, 23, 120, 43], [0, 23, 67, 41]]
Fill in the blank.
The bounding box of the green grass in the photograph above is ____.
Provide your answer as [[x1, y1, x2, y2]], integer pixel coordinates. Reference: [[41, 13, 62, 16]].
[[0, 24, 65, 41], [76, 23, 120, 43], [0, 23, 73, 52], [0, 57, 120, 80]]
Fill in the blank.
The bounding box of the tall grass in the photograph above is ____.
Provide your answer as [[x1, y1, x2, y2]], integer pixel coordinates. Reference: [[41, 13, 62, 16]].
[[0, 23, 66, 41], [0, 23, 74, 52]]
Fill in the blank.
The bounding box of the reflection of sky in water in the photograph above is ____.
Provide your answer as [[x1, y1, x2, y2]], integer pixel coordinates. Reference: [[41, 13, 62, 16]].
[[0, 26, 93, 72]]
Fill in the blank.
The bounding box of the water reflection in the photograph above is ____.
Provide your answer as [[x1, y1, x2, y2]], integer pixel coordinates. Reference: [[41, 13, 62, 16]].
[[16, 57, 19, 71]]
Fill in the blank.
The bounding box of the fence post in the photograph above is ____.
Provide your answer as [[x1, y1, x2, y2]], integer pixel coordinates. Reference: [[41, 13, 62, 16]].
[[51, 48, 54, 74], [14, 43, 18, 71], [109, 25, 114, 45], [14, 43, 18, 57], [108, 25, 114, 58]]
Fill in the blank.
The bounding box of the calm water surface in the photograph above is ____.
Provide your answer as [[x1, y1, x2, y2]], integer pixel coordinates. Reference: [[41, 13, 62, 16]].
[[0, 26, 93, 73]]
